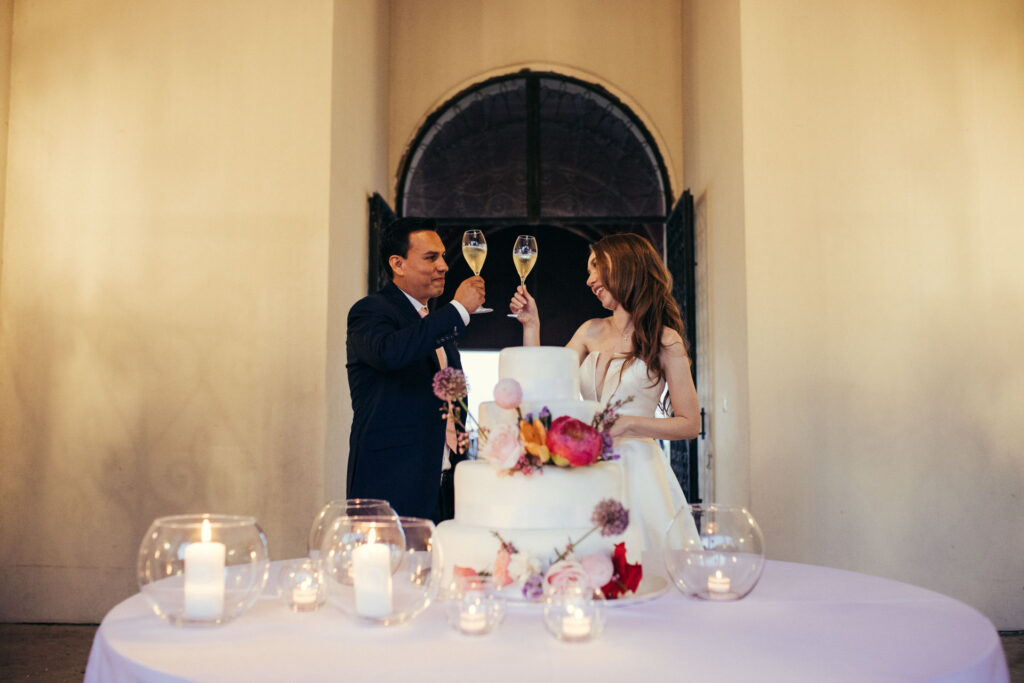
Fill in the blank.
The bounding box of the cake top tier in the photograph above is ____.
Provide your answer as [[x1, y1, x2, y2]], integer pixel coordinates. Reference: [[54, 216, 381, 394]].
[[499, 346, 580, 402]]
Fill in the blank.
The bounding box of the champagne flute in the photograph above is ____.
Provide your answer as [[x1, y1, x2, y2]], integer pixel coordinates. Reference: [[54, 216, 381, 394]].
[[462, 229, 492, 314], [507, 234, 538, 318]]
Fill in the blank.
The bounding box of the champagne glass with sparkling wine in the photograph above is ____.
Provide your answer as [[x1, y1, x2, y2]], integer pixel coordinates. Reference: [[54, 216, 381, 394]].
[[507, 234, 538, 318], [461, 229, 492, 314]]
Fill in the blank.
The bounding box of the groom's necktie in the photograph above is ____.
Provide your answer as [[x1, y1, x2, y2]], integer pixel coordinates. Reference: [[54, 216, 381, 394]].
[[419, 307, 458, 458], [419, 306, 447, 368]]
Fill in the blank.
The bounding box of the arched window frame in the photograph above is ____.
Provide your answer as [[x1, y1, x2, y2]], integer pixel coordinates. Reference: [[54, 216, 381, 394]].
[[396, 69, 674, 230]]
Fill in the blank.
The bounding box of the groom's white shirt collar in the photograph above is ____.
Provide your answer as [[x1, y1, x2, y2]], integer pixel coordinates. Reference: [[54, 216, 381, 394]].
[[398, 287, 469, 325]]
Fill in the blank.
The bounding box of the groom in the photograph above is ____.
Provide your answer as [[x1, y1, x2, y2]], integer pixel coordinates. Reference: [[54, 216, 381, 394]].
[[346, 217, 485, 523]]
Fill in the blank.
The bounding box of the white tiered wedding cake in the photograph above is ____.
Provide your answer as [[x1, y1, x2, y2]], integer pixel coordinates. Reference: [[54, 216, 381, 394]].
[[435, 347, 643, 597]]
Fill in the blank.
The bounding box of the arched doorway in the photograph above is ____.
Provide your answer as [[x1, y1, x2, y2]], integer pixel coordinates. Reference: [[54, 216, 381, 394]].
[[372, 69, 700, 501]]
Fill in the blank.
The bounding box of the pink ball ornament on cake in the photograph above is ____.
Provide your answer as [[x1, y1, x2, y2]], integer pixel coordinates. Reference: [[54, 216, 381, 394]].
[[493, 378, 523, 409]]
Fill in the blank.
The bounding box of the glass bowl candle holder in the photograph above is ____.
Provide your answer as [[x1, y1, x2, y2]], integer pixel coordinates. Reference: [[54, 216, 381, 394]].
[[320, 515, 439, 626], [277, 558, 326, 612], [542, 583, 605, 643], [307, 499, 397, 559], [137, 514, 270, 626], [444, 575, 506, 636], [663, 503, 765, 601]]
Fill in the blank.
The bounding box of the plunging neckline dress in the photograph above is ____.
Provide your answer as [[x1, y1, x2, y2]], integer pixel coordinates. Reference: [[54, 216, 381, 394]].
[[580, 352, 702, 556]]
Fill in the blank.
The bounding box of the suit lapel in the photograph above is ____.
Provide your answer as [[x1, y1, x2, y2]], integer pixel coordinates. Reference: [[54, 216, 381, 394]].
[[381, 282, 444, 371], [381, 282, 421, 325]]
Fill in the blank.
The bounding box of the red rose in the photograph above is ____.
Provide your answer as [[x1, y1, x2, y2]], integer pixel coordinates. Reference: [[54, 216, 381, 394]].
[[545, 415, 603, 467], [601, 542, 643, 599]]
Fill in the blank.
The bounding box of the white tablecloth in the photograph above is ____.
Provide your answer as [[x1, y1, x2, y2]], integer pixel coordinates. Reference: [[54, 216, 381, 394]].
[[85, 560, 1008, 682]]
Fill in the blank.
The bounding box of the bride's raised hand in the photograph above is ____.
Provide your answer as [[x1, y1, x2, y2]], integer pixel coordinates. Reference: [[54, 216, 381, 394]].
[[510, 285, 539, 327], [606, 414, 636, 439]]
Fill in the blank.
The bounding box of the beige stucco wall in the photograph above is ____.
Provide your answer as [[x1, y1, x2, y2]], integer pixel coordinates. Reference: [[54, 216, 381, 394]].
[[715, 0, 1021, 628], [682, 0, 750, 506], [326, 0, 391, 503], [388, 0, 686, 199], [0, 0, 10, 286], [0, 0, 388, 622]]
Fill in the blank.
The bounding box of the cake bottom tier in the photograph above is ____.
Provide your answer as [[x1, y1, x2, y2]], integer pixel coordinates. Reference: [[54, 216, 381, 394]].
[[434, 520, 643, 588]]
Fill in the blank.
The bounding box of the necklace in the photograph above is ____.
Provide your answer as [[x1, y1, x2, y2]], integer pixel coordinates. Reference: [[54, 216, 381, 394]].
[[616, 322, 633, 345]]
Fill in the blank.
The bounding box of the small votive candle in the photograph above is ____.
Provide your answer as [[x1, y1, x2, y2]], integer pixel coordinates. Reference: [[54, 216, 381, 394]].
[[458, 606, 488, 635], [543, 585, 603, 643], [278, 559, 324, 612], [707, 570, 731, 597], [292, 586, 319, 608], [561, 612, 592, 641]]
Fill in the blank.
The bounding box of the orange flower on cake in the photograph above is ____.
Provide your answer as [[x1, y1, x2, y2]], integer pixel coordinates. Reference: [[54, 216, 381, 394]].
[[519, 417, 551, 463]]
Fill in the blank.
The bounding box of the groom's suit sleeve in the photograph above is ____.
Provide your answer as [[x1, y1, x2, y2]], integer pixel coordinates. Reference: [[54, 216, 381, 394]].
[[347, 298, 465, 371]]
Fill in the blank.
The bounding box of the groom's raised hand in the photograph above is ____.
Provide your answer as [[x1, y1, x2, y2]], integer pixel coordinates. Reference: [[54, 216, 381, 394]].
[[453, 275, 486, 313]]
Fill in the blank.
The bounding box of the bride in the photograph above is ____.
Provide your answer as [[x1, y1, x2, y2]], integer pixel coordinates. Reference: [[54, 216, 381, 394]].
[[510, 233, 702, 555]]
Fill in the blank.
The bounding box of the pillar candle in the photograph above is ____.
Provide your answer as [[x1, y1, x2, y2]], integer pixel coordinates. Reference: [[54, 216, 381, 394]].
[[352, 530, 393, 617], [184, 519, 226, 620]]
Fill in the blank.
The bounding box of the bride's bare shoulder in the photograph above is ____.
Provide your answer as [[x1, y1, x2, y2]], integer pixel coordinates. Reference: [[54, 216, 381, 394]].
[[568, 318, 611, 355], [660, 328, 688, 358], [578, 317, 614, 342]]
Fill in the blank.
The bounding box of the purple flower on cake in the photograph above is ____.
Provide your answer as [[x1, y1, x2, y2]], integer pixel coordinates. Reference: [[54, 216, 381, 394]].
[[522, 574, 544, 600], [432, 368, 489, 456], [580, 552, 615, 588], [432, 367, 468, 402], [481, 423, 524, 470], [589, 396, 634, 460], [591, 498, 630, 536], [546, 416, 604, 467], [551, 498, 631, 564], [493, 378, 523, 410]]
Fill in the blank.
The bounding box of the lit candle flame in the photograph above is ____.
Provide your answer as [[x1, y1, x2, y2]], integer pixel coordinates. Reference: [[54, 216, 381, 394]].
[[201, 519, 212, 543]]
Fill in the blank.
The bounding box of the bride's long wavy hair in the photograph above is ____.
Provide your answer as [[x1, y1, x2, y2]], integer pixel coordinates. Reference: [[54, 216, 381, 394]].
[[590, 234, 688, 393]]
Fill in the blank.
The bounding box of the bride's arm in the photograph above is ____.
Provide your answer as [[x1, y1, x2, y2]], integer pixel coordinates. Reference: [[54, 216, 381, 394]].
[[510, 286, 540, 346], [606, 331, 700, 440]]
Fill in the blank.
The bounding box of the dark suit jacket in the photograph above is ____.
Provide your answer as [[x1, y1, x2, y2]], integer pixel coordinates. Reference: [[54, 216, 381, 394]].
[[345, 282, 466, 519]]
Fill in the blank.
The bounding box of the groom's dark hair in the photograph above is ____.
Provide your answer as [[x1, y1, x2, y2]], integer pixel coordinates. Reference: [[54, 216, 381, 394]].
[[381, 217, 439, 276]]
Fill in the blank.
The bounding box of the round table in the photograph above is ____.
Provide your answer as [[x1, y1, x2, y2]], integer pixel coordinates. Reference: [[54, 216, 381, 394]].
[[85, 560, 1008, 682]]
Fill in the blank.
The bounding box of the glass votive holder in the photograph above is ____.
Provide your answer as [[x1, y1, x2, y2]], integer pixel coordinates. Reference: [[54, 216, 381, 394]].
[[278, 559, 326, 612], [321, 515, 439, 626], [444, 576, 505, 636], [663, 503, 766, 601], [137, 514, 270, 627], [542, 583, 605, 643], [307, 498, 397, 559]]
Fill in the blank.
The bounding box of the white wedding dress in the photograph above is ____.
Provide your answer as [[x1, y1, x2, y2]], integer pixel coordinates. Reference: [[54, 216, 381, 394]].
[[580, 352, 702, 558]]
